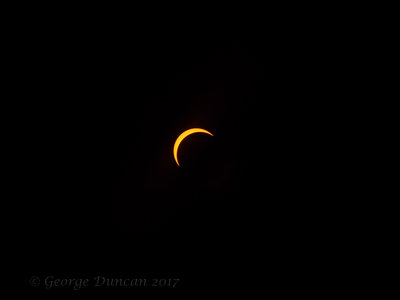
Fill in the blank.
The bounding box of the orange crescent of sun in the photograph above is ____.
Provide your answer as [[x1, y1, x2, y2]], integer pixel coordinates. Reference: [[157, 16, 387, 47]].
[[173, 128, 214, 167]]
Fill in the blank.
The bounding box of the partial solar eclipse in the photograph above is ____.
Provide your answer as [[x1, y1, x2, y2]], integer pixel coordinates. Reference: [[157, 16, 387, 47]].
[[173, 128, 214, 167]]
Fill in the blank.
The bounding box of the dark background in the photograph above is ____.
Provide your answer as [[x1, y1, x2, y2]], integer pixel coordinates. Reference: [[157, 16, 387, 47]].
[[12, 16, 348, 295]]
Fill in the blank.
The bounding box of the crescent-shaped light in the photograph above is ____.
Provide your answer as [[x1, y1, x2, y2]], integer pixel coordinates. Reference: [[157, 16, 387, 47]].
[[173, 128, 214, 167]]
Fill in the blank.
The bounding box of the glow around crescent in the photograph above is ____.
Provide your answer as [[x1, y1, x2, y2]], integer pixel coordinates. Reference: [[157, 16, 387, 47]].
[[173, 128, 214, 166]]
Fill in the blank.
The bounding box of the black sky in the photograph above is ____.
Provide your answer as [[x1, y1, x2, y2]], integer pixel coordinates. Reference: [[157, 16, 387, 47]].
[[13, 17, 347, 295]]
